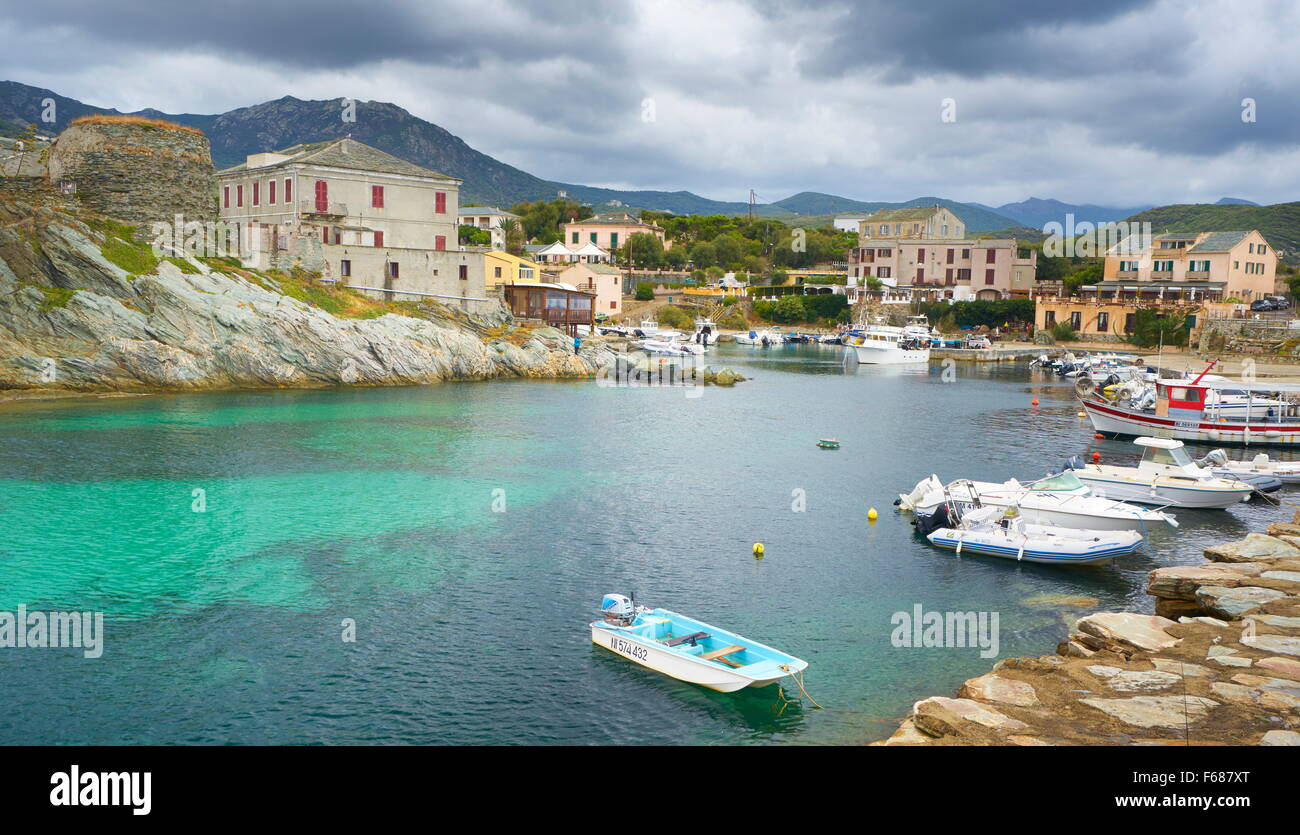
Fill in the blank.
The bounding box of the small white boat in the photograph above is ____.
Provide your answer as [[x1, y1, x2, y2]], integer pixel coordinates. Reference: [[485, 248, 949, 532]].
[[634, 318, 682, 340], [924, 505, 1142, 566], [691, 318, 720, 345], [1070, 437, 1254, 508], [632, 339, 699, 357], [590, 595, 807, 692], [1196, 449, 1296, 487], [842, 325, 930, 364], [898, 471, 1177, 531], [736, 326, 786, 346]]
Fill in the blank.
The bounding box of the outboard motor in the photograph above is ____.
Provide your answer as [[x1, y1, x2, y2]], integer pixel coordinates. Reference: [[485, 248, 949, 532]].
[[912, 503, 952, 535], [1049, 455, 1085, 475], [1195, 449, 1229, 469], [599, 593, 635, 626]]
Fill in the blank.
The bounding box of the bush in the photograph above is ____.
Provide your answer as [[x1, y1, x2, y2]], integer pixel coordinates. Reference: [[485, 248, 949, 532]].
[[1126, 309, 1189, 348], [1049, 321, 1078, 342], [717, 310, 749, 330], [657, 305, 695, 329], [634, 282, 655, 301]]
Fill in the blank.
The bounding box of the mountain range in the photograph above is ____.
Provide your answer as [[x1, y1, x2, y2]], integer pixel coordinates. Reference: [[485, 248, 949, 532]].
[[0, 80, 1268, 237]]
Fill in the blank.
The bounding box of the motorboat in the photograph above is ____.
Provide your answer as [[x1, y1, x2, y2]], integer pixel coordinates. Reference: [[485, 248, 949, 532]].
[[634, 317, 682, 340], [590, 594, 808, 692], [632, 338, 702, 357], [1196, 449, 1300, 484], [1194, 450, 1283, 493], [841, 325, 930, 364], [1068, 437, 1254, 508], [920, 505, 1143, 566], [898, 471, 1176, 531], [902, 315, 932, 342], [736, 326, 786, 346], [691, 318, 720, 345], [817, 438, 840, 450]]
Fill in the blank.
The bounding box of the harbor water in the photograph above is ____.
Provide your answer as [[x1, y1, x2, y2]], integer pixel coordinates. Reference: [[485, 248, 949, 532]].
[[0, 344, 1275, 745]]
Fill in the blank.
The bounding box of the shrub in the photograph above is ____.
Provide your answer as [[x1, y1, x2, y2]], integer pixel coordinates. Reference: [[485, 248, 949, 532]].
[[656, 305, 695, 329], [1049, 321, 1078, 342], [634, 282, 655, 301], [717, 310, 749, 330]]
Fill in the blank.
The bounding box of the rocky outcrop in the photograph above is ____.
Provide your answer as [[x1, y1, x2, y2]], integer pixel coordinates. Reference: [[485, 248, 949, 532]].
[[879, 514, 1300, 746]]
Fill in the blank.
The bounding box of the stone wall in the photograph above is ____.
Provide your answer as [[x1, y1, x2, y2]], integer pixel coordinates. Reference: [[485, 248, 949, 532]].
[[47, 120, 217, 235]]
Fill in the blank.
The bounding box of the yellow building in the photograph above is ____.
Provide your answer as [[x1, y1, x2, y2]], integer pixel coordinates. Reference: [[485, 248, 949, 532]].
[[484, 250, 541, 287]]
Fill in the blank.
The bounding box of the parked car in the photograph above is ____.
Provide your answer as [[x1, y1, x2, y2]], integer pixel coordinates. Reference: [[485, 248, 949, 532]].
[[1267, 295, 1292, 309], [1251, 299, 1277, 312]]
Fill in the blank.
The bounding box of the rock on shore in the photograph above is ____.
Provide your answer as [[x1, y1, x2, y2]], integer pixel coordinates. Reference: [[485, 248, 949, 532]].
[[879, 519, 1300, 746]]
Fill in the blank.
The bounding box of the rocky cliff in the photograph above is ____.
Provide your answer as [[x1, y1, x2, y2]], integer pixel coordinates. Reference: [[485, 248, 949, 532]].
[[0, 187, 619, 392]]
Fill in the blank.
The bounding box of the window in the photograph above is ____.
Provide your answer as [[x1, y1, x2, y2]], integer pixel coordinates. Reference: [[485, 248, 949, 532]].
[[459, 265, 468, 280], [237, 185, 244, 207], [877, 267, 891, 279], [435, 235, 446, 250], [918, 248, 925, 262], [961, 249, 970, 259], [223, 186, 230, 208], [374, 230, 384, 247], [1097, 312, 1109, 332], [1153, 260, 1174, 272], [877, 248, 891, 257], [985, 249, 996, 264], [387, 262, 399, 279], [957, 268, 970, 281], [1248, 243, 1255, 254], [1045, 310, 1056, 326], [945, 268, 953, 282], [611, 233, 618, 248], [372, 186, 384, 209], [252, 182, 259, 206], [340, 259, 351, 277], [1124, 313, 1136, 334], [284, 178, 292, 204], [494, 266, 502, 278], [571, 232, 579, 244], [879, 224, 889, 235], [268, 180, 276, 204], [985, 269, 995, 285], [435, 192, 447, 213], [314, 180, 328, 213], [1188, 260, 1210, 272], [942, 225, 948, 236], [610, 301, 617, 309], [946, 248, 954, 264], [590, 233, 597, 244], [1070, 311, 1082, 330]]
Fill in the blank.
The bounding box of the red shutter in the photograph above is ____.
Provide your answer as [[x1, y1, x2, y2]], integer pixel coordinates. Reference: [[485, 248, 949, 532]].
[[918, 248, 925, 262], [237, 185, 243, 207], [372, 185, 384, 208], [252, 182, 259, 206], [269, 180, 276, 204], [285, 178, 292, 204], [986, 249, 996, 264], [946, 248, 954, 264], [374, 231, 384, 248], [435, 192, 446, 213], [223, 186, 229, 208], [985, 269, 995, 285], [315, 180, 328, 213], [435, 235, 446, 250]]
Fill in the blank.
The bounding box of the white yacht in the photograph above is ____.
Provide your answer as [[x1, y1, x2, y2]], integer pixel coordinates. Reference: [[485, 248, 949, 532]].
[[691, 318, 720, 345], [736, 327, 786, 346], [842, 325, 930, 364]]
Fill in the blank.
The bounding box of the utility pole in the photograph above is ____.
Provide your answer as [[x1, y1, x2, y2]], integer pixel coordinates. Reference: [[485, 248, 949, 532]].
[[748, 189, 757, 224]]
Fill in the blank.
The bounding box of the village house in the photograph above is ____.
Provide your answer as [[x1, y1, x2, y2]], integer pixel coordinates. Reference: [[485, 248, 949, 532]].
[[562, 211, 667, 252], [527, 240, 611, 264], [216, 138, 489, 313], [1033, 230, 1279, 341], [847, 206, 1037, 301], [483, 250, 541, 287], [552, 262, 625, 315], [458, 206, 519, 249]]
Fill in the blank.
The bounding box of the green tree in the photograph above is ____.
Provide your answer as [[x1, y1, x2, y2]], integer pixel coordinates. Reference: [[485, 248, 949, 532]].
[[626, 232, 665, 268], [634, 282, 655, 301], [458, 224, 491, 246], [688, 241, 717, 268]]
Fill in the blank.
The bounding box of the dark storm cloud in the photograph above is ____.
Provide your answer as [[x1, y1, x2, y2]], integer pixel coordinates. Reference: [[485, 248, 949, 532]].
[[4, 0, 633, 71], [793, 0, 1165, 81]]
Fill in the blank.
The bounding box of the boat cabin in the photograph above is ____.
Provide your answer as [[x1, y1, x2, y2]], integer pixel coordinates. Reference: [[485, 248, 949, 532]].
[[1154, 382, 1207, 423], [1134, 436, 1202, 476]]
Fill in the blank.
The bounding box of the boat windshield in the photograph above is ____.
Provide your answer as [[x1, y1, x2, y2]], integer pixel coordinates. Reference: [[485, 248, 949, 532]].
[[1032, 472, 1085, 492], [1146, 446, 1193, 467]]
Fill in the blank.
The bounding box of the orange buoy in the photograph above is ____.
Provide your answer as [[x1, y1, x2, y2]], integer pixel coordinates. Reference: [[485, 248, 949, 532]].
[[1031, 398, 1039, 407], [1094, 433, 1104, 440], [1092, 451, 1101, 463]]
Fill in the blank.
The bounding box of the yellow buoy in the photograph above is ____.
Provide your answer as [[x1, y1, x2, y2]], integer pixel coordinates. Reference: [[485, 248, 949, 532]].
[[752, 542, 764, 558], [1077, 411, 1085, 418], [867, 507, 878, 521]]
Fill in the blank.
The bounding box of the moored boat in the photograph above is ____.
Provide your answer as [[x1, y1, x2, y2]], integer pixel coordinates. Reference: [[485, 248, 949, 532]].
[[817, 438, 840, 449], [590, 595, 807, 692], [842, 325, 930, 365], [1068, 437, 1254, 508], [922, 505, 1142, 566]]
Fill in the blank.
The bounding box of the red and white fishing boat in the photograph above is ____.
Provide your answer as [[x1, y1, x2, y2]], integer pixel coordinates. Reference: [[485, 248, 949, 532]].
[[1080, 361, 1300, 447]]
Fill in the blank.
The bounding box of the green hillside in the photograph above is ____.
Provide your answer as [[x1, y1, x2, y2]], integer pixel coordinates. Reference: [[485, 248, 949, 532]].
[[1125, 202, 1300, 264]]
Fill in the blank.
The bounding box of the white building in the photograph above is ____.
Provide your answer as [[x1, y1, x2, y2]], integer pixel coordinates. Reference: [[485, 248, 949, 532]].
[[457, 206, 519, 250]]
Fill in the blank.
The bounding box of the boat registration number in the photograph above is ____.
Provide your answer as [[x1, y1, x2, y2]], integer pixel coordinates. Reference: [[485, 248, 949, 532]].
[[1174, 420, 1198, 429], [610, 637, 648, 661]]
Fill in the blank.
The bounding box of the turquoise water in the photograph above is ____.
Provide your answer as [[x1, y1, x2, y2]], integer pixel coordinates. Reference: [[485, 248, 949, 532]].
[[0, 345, 1275, 745]]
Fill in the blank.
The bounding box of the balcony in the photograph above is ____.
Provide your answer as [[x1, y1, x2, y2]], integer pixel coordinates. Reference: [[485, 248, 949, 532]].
[[1185, 270, 1210, 279], [1115, 269, 1137, 278], [301, 201, 347, 217]]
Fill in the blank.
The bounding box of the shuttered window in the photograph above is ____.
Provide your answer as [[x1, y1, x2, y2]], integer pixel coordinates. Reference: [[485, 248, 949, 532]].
[[435, 235, 446, 250], [435, 192, 447, 213], [374, 231, 384, 248], [372, 186, 384, 208]]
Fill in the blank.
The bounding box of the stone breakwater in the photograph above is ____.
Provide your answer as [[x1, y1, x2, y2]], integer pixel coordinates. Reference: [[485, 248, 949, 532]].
[[879, 517, 1300, 747]]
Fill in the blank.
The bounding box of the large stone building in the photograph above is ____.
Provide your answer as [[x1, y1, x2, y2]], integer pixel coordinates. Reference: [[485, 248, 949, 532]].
[[847, 206, 1037, 301], [47, 115, 217, 232], [217, 138, 489, 312]]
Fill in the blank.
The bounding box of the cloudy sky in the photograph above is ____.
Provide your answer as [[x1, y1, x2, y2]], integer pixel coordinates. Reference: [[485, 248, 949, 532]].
[[1, 0, 1296, 208]]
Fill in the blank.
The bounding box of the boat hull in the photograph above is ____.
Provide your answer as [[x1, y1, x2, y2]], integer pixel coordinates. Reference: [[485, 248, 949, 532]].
[[1082, 398, 1300, 446], [1071, 470, 1250, 508], [847, 344, 931, 365], [920, 499, 1165, 531], [927, 529, 1137, 565]]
